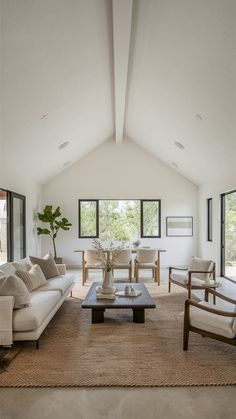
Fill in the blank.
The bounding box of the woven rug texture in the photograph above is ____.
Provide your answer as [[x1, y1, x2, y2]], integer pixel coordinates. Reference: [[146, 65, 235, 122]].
[[0, 283, 236, 387]]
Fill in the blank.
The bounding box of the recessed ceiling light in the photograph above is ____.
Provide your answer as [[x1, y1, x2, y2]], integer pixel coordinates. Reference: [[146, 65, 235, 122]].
[[174, 141, 185, 150], [41, 114, 48, 120], [195, 114, 203, 120], [59, 141, 69, 150], [63, 161, 71, 167], [172, 161, 178, 168]]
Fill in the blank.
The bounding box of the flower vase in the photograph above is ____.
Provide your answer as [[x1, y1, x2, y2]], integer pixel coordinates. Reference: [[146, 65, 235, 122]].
[[102, 270, 115, 295]]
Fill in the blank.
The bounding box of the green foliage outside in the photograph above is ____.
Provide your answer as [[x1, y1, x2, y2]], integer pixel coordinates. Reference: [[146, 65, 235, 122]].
[[37, 205, 72, 258], [143, 201, 159, 236], [80, 200, 160, 241], [80, 202, 97, 237], [225, 193, 236, 266], [99, 200, 140, 241]]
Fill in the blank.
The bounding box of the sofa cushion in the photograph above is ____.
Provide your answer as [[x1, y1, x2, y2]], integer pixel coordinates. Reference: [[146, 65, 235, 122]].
[[0, 274, 30, 309], [29, 253, 60, 279], [16, 264, 47, 292], [38, 274, 75, 295], [190, 301, 236, 339], [13, 290, 61, 332]]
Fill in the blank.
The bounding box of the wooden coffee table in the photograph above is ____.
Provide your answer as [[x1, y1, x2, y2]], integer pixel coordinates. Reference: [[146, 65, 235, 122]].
[[81, 283, 156, 323]]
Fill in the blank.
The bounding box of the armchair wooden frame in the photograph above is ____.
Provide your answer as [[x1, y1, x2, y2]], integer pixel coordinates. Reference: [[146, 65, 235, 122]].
[[168, 264, 216, 300], [183, 288, 236, 350]]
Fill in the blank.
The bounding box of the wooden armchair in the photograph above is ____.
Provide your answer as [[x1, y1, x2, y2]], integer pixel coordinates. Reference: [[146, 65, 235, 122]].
[[168, 257, 216, 299], [183, 288, 236, 350]]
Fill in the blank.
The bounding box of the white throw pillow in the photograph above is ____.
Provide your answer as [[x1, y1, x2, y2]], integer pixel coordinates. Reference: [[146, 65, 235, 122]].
[[29, 253, 60, 279], [12, 261, 32, 272], [16, 264, 47, 292], [0, 274, 30, 309]]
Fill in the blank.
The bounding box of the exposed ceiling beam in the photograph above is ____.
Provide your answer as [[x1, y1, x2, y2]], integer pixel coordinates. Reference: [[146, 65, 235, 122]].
[[112, 0, 133, 144]]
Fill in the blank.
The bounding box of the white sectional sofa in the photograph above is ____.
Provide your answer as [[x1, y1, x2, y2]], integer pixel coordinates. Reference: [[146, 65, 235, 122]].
[[0, 261, 75, 349]]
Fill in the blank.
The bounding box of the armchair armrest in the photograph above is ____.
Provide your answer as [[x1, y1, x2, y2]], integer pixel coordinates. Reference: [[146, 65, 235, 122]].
[[205, 288, 236, 305], [56, 264, 67, 275], [188, 270, 215, 275], [0, 296, 14, 346], [169, 266, 188, 274], [185, 299, 236, 317]]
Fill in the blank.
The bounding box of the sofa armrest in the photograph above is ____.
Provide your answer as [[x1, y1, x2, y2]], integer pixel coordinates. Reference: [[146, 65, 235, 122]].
[[0, 296, 14, 346], [57, 264, 67, 275]]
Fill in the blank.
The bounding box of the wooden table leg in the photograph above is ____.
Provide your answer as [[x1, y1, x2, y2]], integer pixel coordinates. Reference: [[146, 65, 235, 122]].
[[133, 308, 145, 323], [92, 309, 105, 323], [157, 250, 161, 286], [82, 251, 85, 286]]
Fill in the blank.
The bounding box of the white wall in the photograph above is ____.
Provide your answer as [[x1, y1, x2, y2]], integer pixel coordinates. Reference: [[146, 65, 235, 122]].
[[198, 173, 236, 275], [42, 138, 198, 267]]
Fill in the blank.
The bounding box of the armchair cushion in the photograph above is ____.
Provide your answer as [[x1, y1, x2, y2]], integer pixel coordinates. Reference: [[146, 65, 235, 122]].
[[190, 301, 236, 339], [188, 257, 214, 280], [170, 273, 215, 287]]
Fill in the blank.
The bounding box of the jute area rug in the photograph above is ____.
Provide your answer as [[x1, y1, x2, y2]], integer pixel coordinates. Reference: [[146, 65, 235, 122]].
[[0, 282, 236, 387]]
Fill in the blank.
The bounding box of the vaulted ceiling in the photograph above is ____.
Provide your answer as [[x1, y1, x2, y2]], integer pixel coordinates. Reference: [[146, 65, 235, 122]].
[[1, 0, 235, 185]]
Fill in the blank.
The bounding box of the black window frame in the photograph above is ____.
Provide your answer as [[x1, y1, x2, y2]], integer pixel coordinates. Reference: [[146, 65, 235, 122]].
[[207, 198, 213, 242], [140, 199, 161, 238], [78, 199, 99, 238], [0, 188, 26, 262], [78, 199, 161, 239], [221, 189, 236, 282]]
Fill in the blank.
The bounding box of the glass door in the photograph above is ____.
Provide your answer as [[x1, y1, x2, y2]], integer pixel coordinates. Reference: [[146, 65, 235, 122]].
[[10, 193, 26, 261], [221, 190, 236, 281], [0, 190, 9, 264]]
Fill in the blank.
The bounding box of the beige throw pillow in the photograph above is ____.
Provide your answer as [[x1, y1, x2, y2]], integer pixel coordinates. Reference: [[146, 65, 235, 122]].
[[16, 264, 47, 292], [0, 274, 30, 309], [29, 253, 60, 279]]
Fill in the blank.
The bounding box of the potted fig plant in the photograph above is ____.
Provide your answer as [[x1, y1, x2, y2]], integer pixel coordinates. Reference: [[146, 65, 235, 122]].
[[37, 205, 72, 262]]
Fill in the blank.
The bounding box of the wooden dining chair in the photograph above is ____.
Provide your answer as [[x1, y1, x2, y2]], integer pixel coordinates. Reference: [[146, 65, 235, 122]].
[[112, 249, 132, 282], [83, 250, 104, 285], [134, 249, 159, 285]]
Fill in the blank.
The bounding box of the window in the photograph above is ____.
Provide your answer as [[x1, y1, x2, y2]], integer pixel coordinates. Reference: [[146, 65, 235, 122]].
[[0, 189, 26, 262], [79, 200, 99, 238], [221, 190, 236, 281], [207, 198, 212, 241], [78, 199, 161, 240], [141, 200, 161, 238]]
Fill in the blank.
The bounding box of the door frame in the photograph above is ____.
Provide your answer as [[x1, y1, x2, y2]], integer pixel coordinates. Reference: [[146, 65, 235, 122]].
[[221, 189, 236, 282], [0, 188, 26, 262]]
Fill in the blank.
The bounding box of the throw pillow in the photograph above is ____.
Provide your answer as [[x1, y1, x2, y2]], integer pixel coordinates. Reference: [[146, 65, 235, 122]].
[[188, 257, 213, 280], [29, 253, 60, 279], [12, 261, 32, 272], [16, 264, 47, 292], [0, 274, 30, 309]]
